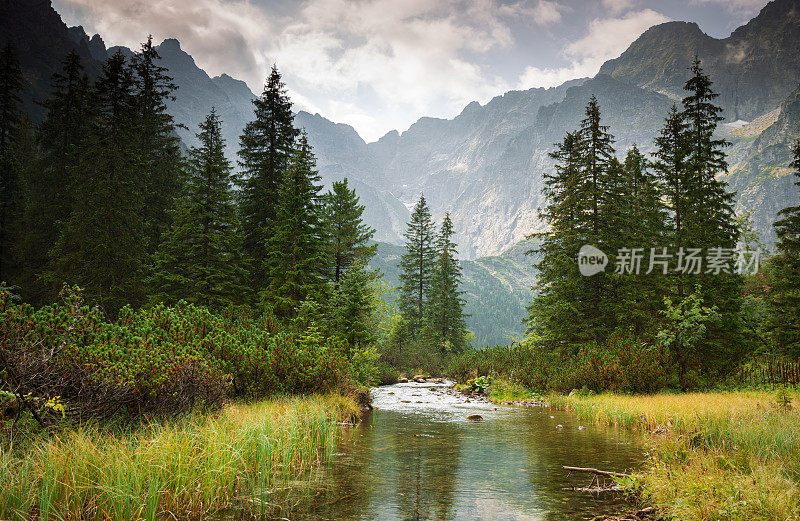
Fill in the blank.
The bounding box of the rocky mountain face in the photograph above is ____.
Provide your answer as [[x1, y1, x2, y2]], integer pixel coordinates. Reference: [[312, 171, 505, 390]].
[[599, 0, 800, 122], [724, 83, 800, 243], [0, 0, 102, 120]]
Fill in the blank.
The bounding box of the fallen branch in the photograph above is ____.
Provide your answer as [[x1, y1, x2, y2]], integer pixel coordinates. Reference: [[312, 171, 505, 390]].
[[563, 466, 632, 479]]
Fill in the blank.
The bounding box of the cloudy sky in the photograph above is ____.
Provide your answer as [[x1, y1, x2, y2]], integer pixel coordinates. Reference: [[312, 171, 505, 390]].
[[52, 0, 769, 142]]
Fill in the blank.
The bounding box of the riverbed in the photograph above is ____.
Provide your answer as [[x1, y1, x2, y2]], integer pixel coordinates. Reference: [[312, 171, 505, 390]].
[[295, 380, 645, 520]]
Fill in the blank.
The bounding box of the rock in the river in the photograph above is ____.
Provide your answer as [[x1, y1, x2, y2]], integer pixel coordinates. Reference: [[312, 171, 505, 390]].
[[413, 375, 426, 383], [466, 414, 484, 422], [398, 377, 409, 383], [556, 424, 564, 429], [578, 426, 586, 431]]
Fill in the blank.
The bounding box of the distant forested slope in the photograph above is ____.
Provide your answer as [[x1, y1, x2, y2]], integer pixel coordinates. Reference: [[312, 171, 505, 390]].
[[369, 241, 535, 347]]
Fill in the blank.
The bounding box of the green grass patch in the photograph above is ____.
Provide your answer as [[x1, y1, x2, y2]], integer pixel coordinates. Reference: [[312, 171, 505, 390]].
[[0, 394, 360, 520], [555, 391, 800, 520]]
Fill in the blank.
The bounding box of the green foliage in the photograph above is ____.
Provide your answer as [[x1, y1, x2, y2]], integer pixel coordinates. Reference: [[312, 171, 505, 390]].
[[424, 213, 469, 353], [0, 42, 24, 287], [657, 287, 721, 388], [47, 50, 149, 313], [399, 194, 437, 336], [261, 135, 327, 317], [331, 262, 379, 351], [769, 140, 800, 356], [19, 51, 90, 305], [0, 286, 370, 423], [150, 109, 248, 308], [448, 331, 671, 394], [323, 178, 377, 285], [466, 375, 491, 394], [237, 65, 300, 294], [526, 59, 747, 388]]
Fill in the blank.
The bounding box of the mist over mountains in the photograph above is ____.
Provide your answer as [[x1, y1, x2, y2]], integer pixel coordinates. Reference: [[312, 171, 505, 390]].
[[3, 0, 800, 345]]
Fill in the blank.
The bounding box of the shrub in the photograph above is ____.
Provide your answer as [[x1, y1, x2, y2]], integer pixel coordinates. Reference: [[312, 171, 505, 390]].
[[446, 331, 671, 394], [0, 287, 368, 424]]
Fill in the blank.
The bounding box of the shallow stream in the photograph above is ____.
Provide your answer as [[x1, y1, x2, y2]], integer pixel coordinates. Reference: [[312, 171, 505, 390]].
[[294, 381, 645, 520]]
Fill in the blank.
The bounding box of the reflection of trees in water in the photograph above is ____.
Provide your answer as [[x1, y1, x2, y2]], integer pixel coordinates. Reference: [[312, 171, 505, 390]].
[[513, 409, 641, 519], [282, 412, 378, 520], [392, 419, 461, 521], [280, 406, 642, 520]]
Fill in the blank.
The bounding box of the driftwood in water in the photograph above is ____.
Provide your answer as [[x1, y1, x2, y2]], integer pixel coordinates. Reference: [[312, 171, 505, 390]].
[[563, 466, 632, 479]]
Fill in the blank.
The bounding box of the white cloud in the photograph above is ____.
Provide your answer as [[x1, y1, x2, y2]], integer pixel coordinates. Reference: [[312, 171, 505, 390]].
[[498, 1, 566, 26], [270, 0, 515, 140], [516, 8, 669, 89], [691, 0, 766, 18], [57, 0, 276, 91], [601, 0, 636, 15]]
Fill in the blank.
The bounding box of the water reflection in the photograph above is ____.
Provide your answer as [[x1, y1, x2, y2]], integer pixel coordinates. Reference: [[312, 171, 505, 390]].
[[290, 383, 643, 520]]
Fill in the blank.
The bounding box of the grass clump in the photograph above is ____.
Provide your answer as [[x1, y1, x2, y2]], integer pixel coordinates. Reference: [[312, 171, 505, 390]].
[[0, 393, 359, 520], [488, 378, 536, 403], [556, 391, 800, 520]]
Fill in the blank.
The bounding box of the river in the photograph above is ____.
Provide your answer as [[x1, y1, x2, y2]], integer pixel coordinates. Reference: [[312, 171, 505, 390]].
[[292, 380, 645, 520]]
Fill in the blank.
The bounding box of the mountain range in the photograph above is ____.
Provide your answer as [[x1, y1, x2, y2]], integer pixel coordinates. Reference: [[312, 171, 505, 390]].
[[3, 0, 800, 344]]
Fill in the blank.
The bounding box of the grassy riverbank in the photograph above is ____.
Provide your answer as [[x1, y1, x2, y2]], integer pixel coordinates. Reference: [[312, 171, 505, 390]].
[[0, 394, 360, 520], [552, 392, 800, 520]]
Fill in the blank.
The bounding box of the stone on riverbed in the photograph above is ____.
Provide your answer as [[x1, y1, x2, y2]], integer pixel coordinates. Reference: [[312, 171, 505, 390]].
[[466, 414, 483, 422], [413, 375, 426, 383]]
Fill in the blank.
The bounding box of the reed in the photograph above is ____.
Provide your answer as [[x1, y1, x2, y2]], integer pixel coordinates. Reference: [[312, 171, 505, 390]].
[[0, 393, 359, 520], [554, 391, 800, 520]]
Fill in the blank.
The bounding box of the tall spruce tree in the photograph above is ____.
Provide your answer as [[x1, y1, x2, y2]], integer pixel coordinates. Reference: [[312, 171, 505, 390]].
[[425, 213, 468, 353], [616, 145, 668, 332], [526, 131, 584, 348], [131, 36, 183, 253], [262, 134, 325, 317], [769, 141, 800, 356], [238, 65, 300, 294], [323, 178, 377, 286], [150, 109, 247, 308], [527, 97, 618, 350], [399, 194, 437, 337], [679, 58, 743, 374], [0, 42, 23, 284], [49, 51, 146, 313], [21, 50, 91, 303]]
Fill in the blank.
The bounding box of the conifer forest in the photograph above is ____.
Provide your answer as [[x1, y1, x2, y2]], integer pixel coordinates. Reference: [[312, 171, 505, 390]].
[[2, 1, 800, 520]]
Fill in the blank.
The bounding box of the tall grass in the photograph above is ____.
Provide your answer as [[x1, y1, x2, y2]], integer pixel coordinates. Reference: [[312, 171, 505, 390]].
[[554, 391, 800, 520], [0, 394, 359, 520]]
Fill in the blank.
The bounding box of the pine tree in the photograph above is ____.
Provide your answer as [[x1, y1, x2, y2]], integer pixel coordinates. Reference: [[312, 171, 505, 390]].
[[526, 131, 585, 348], [615, 145, 668, 331], [527, 97, 619, 350], [131, 36, 183, 252], [679, 58, 743, 374], [49, 51, 146, 313], [332, 261, 378, 352], [21, 50, 91, 303], [425, 213, 468, 353], [0, 42, 23, 284], [399, 194, 437, 337], [238, 65, 300, 294], [323, 178, 377, 286], [150, 109, 247, 308], [262, 134, 325, 317], [681, 57, 737, 251], [653, 105, 690, 253], [770, 140, 800, 356]]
